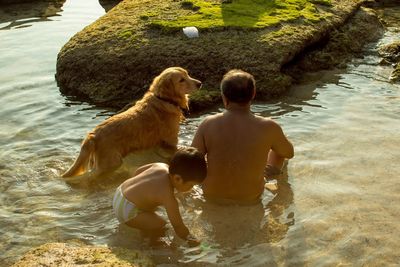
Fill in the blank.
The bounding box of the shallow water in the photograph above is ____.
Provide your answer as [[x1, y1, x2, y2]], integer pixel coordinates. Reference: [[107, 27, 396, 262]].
[[1, 1, 399, 266]]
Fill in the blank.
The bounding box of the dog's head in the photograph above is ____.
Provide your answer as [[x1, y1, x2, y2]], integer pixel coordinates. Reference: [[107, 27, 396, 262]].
[[150, 67, 202, 110]]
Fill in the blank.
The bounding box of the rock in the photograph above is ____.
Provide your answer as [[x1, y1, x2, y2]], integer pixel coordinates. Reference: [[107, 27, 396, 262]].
[[55, 0, 383, 112], [364, 0, 400, 8], [378, 41, 400, 64], [11, 241, 154, 267], [0, 0, 65, 27], [389, 63, 400, 82], [0, 0, 60, 5], [285, 7, 384, 78], [99, 0, 123, 12], [378, 42, 400, 83]]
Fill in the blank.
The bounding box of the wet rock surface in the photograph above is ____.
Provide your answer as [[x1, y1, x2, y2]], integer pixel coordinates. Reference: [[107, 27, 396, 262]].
[[376, 5, 400, 83], [0, 0, 65, 28], [11, 241, 154, 267]]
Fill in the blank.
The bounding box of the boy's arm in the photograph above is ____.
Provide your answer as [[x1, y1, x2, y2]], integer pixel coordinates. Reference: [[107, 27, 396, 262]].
[[164, 195, 191, 240]]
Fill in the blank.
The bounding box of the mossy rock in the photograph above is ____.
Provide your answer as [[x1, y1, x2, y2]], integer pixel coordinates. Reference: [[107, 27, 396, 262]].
[[56, 0, 374, 112], [286, 7, 383, 77], [11, 242, 154, 267], [378, 41, 400, 64], [378, 41, 400, 83]]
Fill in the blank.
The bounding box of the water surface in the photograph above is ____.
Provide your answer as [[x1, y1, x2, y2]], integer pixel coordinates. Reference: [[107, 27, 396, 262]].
[[0, 1, 399, 266]]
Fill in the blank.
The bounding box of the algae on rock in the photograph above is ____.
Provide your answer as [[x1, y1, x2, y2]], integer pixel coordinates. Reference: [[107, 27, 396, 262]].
[[11, 242, 154, 267]]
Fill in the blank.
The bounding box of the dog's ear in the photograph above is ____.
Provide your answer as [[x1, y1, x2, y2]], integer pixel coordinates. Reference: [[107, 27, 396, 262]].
[[159, 74, 176, 99], [153, 72, 181, 101], [149, 68, 188, 110], [150, 72, 171, 94]]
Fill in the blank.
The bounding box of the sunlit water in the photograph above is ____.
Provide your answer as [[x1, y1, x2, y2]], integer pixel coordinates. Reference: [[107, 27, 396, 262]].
[[1, 1, 399, 266]]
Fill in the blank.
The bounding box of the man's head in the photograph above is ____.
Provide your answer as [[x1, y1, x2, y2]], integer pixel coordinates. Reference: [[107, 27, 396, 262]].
[[220, 69, 256, 104], [169, 147, 207, 192]]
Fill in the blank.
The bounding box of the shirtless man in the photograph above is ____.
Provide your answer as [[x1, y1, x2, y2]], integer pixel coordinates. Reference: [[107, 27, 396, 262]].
[[191, 70, 294, 203]]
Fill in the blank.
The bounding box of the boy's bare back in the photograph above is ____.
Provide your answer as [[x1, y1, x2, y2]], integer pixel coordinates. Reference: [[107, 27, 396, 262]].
[[121, 163, 175, 212]]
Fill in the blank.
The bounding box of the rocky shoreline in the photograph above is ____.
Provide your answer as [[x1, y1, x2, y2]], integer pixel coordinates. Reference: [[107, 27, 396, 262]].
[[54, 0, 392, 113], [11, 241, 154, 267]]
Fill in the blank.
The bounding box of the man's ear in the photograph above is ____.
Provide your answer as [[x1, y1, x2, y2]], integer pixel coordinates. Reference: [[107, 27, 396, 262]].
[[221, 93, 229, 107]]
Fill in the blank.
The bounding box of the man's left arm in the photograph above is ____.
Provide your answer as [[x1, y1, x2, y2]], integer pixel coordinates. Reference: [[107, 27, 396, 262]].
[[191, 120, 207, 154]]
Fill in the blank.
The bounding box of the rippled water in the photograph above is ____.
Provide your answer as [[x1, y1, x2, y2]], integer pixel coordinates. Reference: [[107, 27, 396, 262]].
[[1, 1, 399, 266]]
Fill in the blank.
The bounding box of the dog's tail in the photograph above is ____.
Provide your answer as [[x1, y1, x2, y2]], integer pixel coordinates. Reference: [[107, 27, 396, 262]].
[[62, 134, 96, 178]]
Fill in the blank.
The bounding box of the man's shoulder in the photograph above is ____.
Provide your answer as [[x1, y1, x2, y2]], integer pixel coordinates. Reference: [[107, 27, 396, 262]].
[[254, 114, 276, 125], [200, 112, 224, 124], [206, 112, 224, 119]]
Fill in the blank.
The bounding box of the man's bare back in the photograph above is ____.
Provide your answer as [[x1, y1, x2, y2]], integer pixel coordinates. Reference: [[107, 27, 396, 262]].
[[191, 70, 293, 203]]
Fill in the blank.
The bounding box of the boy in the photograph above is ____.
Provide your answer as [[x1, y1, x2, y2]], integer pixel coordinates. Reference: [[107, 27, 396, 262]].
[[112, 147, 206, 244]]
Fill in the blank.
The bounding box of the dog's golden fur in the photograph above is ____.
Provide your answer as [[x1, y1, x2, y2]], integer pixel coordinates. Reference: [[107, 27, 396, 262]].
[[62, 67, 201, 178]]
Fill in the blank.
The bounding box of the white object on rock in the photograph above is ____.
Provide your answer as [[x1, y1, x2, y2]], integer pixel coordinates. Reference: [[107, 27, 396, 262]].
[[183, 27, 199, 38]]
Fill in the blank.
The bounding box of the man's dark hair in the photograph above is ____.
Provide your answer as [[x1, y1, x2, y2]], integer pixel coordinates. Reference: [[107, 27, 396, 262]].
[[220, 69, 256, 104], [169, 147, 207, 183]]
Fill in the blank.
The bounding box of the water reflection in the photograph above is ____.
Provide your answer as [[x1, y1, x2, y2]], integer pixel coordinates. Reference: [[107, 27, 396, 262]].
[[0, 0, 66, 30], [176, 166, 294, 265]]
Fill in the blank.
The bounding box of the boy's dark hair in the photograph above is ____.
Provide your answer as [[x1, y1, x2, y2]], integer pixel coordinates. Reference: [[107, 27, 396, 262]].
[[220, 69, 256, 104], [169, 147, 207, 182]]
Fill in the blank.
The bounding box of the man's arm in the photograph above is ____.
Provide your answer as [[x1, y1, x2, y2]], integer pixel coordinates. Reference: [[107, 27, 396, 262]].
[[191, 120, 207, 154]]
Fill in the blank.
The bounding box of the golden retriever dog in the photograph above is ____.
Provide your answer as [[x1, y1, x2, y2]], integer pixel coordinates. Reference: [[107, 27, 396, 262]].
[[62, 67, 202, 179]]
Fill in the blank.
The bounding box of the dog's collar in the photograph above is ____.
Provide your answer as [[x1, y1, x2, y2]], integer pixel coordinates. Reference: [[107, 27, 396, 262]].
[[155, 94, 189, 115]]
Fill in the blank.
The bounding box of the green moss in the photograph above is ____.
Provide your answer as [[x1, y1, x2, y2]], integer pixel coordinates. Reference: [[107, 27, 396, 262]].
[[118, 29, 133, 39], [190, 88, 220, 101], [149, 0, 332, 31], [118, 29, 142, 43], [140, 11, 158, 21]]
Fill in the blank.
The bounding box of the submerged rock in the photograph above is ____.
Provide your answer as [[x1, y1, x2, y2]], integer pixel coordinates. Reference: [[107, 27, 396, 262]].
[[389, 63, 400, 82], [11, 241, 154, 267], [55, 0, 384, 112], [378, 41, 400, 82], [379, 41, 400, 64]]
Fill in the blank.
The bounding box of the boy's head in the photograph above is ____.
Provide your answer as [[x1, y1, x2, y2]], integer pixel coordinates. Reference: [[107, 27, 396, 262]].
[[220, 69, 256, 104], [169, 147, 207, 192]]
